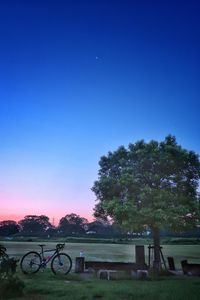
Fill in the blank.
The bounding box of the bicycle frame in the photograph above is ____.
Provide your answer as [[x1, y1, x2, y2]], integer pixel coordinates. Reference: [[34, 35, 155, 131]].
[[39, 247, 60, 266]]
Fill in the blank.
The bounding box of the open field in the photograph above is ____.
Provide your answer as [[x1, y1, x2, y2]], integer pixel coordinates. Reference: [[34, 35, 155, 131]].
[[2, 241, 200, 269], [1, 241, 200, 299]]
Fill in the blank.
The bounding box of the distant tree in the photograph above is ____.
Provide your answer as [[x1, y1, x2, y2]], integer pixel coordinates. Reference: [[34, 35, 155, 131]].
[[0, 220, 20, 236], [92, 135, 200, 270], [46, 225, 57, 237], [19, 215, 52, 236], [87, 220, 104, 234], [58, 213, 88, 235], [88, 218, 114, 235]]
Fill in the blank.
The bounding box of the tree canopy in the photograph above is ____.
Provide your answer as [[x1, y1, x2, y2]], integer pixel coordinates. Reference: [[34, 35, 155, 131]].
[[0, 220, 19, 236], [58, 213, 88, 235], [92, 135, 200, 269], [19, 215, 52, 236]]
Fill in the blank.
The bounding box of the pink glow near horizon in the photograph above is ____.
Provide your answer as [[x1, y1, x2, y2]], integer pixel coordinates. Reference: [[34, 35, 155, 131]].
[[0, 171, 96, 225], [0, 193, 95, 225], [0, 207, 94, 225], [0, 212, 94, 226]]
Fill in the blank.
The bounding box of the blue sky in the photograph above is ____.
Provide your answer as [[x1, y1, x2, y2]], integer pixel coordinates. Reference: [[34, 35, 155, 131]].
[[0, 0, 200, 223]]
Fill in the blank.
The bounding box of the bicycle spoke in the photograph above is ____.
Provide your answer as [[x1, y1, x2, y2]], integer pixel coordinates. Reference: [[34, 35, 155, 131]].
[[20, 252, 41, 274], [51, 253, 72, 275]]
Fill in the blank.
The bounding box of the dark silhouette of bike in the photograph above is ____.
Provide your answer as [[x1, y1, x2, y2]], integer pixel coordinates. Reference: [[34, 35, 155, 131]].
[[20, 243, 72, 275], [0, 244, 9, 261]]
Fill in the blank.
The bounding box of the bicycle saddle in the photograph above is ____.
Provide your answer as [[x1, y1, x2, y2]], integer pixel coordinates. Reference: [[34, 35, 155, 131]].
[[38, 244, 46, 247]]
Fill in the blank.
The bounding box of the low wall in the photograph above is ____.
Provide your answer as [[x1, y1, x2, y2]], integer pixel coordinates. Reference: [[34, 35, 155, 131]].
[[85, 261, 148, 272]]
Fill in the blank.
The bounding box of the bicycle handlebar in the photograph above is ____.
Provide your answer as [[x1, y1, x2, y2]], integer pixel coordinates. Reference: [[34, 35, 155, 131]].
[[0, 244, 6, 256], [56, 243, 65, 250]]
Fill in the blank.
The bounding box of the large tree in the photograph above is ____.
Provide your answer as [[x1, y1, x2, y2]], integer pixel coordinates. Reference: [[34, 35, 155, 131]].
[[92, 135, 200, 270]]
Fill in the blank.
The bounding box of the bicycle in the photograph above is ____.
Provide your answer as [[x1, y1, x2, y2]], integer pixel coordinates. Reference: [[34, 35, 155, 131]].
[[0, 244, 19, 277], [20, 243, 72, 275], [0, 244, 9, 261]]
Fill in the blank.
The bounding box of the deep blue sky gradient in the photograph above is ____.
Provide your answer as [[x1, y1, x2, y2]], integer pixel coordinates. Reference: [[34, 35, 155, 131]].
[[0, 0, 200, 222]]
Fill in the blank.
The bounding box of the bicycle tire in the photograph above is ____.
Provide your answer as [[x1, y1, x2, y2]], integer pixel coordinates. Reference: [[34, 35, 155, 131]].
[[20, 251, 42, 274], [51, 253, 72, 275]]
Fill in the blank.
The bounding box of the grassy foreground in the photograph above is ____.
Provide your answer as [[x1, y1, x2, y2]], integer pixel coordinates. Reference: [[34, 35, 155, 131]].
[[4, 270, 200, 300]]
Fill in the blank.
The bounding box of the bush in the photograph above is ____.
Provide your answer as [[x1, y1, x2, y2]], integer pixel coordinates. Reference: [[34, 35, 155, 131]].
[[0, 245, 25, 299], [0, 276, 25, 298]]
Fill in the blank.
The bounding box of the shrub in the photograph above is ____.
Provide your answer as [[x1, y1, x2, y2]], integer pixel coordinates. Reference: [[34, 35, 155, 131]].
[[0, 245, 25, 299], [0, 276, 25, 298]]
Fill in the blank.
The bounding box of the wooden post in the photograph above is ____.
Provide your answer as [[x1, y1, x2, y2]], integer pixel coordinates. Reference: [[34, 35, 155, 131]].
[[75, 257, 85, 273], [167, 257, 175, 271], [181, 260, 188, 274], [148, 245, 152, 267], [135, 245, 145, 267]]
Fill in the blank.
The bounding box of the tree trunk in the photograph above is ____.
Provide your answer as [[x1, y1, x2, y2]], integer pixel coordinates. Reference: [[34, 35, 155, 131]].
[[152, 227, 161, 272]]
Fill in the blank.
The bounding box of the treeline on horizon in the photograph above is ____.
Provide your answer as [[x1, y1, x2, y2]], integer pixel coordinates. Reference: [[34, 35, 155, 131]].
[[0, 213, 121, 237], [0, 213, 200, 239]]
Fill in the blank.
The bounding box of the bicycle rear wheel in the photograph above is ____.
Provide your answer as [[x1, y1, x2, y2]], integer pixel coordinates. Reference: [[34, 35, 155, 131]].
[[51, 253, 72, 275], [20, 251, 41, 274]]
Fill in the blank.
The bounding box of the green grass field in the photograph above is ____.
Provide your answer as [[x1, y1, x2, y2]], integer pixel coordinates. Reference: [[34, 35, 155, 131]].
[[3, 241, 200, 268], [1, 241, 200, 299], [3, 269, 200, 300]]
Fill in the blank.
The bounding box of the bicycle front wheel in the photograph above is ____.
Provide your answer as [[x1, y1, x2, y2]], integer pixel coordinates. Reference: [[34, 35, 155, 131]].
[[51, 253, 72, 275], [20, 251, 42, 274]]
